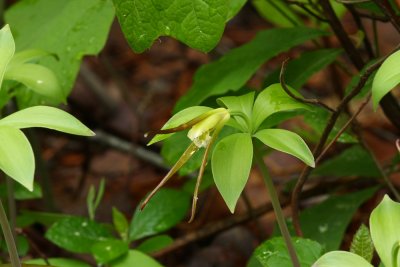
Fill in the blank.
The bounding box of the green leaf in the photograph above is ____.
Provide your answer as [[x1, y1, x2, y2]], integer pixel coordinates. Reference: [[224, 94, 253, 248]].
[[303, 108, 357, 143], [254, 129, 314, 167], [25, 258, 90, 267], [313, 251, 372, 267], [253, 237, 323, 267], [4, 63, 63, 101], [0, 25, 15, 88], [110, 250, 163, 267], [112, 207, 129, 241], [252, 83, 311, 131], [252, 0, 302, 27], [91, 239, 129, 264], [148, 106, 212, 145], [0, 182, 42, 200], [174, 27, 326, 112], [45, 217, 112, 253], [370, 195, 400, 267], [129, 188, 190, 241], [312, 145, 381, 178], [299, 187, 377, 251], [8, 49, 51, 68], [217, 92, 255, 132], [263, 49, 342, 89], [0, 127, 34, 191], [113, 0, 228, 53], [212, 133, 253, 213], [17, 210, 72, 228], [0, 106, 94, 136], [227, 0, 247, 21], [372, 50, 400, 109], [5, 0, 115, 104], [136, 235, 174, 254], [350, 224, 374, 263]]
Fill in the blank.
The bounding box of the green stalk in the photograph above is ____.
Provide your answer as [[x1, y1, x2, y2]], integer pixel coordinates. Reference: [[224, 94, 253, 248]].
[[0, 198, 20, 267], [254, 145, 300, 267]]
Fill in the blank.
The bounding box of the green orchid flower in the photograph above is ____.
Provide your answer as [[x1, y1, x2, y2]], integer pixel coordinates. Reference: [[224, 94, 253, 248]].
[[141, 107, 230, 222]]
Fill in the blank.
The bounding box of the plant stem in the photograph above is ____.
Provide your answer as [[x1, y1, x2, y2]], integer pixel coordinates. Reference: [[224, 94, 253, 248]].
[[253, 145, 300, 267], [6, 177, 16, 243], [0, 198, 20, 267]]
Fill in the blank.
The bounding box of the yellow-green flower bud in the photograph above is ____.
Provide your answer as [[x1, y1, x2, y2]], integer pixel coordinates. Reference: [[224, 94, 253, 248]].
[[187, 108, 230, 148]]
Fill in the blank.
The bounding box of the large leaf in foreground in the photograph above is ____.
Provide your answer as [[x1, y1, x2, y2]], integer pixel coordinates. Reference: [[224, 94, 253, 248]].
[[370, 195, 400, 267], [5, 0, 114, 102], [313, 251, 372, 267], [254, 129, 314, 167], [0, 127, 34, 190], [252, 237, 323, 267], [45, 217, 112, 253], [252, 84, 310, 131], [372, 50, 400, 109], [0, 25, 15, 88], [0, 106, 93, 136], [212, 133, 253, 213], [111, 250, 163, 267], [129, 188, 190, 241], [174, 27, 326, 112], [113, 0, 228, 53]]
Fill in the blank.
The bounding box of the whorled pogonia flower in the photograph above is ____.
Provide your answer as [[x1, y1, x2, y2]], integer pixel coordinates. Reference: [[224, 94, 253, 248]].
[[141, 108, 230, 222]]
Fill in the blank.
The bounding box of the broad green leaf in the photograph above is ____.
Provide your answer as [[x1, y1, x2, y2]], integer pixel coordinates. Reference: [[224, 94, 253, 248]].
[[91, 239, 129, 264], [212, 133, 253, 213], [313, 251, 372, 267], [112, 207, 129, 240], [5, 0, 114, 104], [370, 195, 400, 267], [148, 106, 212, 145], [252, 0, 302, 27], [174, 27, 326, 112], [263, 49, 342, 89], [5, 64, 63, 101], [113, 0, 228, 53], [136, 235, 174, 254], [45, 217, 112, 253], [313, 145, 381, 178], [252, 237, 323, 267], [0, 106, 94, 136], [350, 224, 374, 263], [17, 210, 72, 227], [130, 188, 190, 241], [299, 187, 377, 251], [0, 25, 15, 88], [303, 108, 357, 143], [227, 0, 247, 21], [0, 127, 34, 190], [8, 49, 50, 68], [110, 250, 163, 267], [372, 50, 400, 109], [254, 129, 314, 167], [252, 83, 311, 131], [25, 258, 90, 267], [217, 92, 255, 132]]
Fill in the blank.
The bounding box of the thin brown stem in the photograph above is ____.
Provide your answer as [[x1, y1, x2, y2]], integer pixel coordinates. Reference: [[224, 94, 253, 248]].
[[280, 59, 335, 112]]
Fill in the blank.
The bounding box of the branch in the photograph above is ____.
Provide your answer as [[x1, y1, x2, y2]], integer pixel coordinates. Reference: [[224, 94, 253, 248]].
[[280, 59, 336, 113], [291, 44, 399, 236]]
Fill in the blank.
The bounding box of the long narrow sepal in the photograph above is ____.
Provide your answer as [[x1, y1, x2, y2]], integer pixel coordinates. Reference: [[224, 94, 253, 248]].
[[140, 142, 199, 210], [188, 123, 224, 223], [144, 112, 213, 138]]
